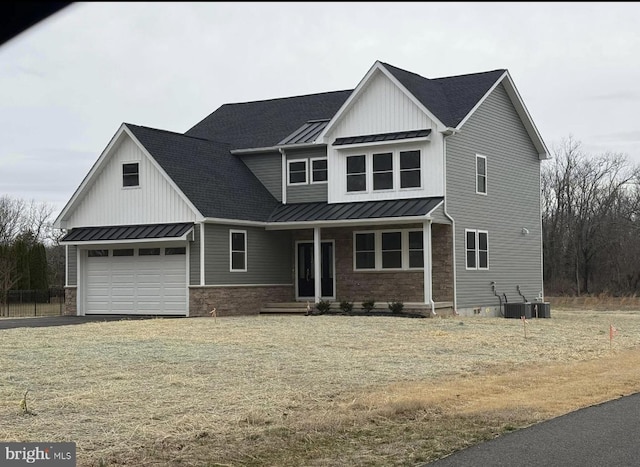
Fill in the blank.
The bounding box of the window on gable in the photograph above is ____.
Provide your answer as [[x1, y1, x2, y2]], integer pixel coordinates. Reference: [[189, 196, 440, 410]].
[[400, 150, 421, 188], [476, 155, 487, 194], [346, 155, 366, 192], [288, 160, 307, 185], [311, 158, 328, 183], [230, 230, 247, 272], [373, 152, 393, 190], [123, 163, 139, 187], [466, 229, 489, 270]]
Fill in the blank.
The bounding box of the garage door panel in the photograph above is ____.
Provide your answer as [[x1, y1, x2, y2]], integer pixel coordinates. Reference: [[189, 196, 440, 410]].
[[85, 246, 187, 315]]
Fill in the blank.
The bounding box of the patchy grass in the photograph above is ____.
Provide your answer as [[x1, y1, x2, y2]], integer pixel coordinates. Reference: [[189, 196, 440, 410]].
[[1, 310, 640, 466]]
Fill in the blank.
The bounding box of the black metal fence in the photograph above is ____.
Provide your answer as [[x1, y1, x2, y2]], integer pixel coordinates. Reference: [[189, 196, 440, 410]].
[[1, 288, 65, 317]]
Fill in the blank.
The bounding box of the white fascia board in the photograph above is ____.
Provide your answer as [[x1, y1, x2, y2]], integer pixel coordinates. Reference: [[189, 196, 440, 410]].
[[456, 71, 550, 160], [203, 217, 268, 227], [124, 126, 205, 220], [54, 123, 129, 229]]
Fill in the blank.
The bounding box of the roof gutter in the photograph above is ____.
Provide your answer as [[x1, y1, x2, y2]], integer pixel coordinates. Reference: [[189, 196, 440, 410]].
[[231, 142, 323, 155]]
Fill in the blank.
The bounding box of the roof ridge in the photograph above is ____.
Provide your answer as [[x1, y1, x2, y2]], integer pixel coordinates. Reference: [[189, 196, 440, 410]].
[[124, 123, 232, 146], [220, 89, 353, 107]]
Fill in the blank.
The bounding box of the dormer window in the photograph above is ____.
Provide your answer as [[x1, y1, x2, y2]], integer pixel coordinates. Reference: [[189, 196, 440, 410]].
[[123, 163, 139, 187]]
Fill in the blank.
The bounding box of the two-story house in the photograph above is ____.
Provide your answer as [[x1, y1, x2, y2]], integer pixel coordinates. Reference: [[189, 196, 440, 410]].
[[53, 60, 548, 317]]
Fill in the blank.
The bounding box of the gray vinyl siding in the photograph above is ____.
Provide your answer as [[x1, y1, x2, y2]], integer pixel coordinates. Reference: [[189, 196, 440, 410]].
[[239, 152, 282, 202], [189, 224, 201, 285], [446, 83, 543, 309], [286, 147, 328, 203], [67, 245, 77, 286], [204, 223, 292, 285]]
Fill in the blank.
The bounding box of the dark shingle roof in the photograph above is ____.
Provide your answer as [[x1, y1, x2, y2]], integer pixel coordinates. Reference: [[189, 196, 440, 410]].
[[381, 62, 506, 128], [126, 124, 279, 221], [268, 197, 443, 223], [61, 222, 193, 242], [185, 90, 352, 149]]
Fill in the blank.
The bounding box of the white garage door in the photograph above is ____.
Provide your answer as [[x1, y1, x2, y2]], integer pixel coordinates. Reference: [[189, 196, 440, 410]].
[[84, 245, 187, 315]]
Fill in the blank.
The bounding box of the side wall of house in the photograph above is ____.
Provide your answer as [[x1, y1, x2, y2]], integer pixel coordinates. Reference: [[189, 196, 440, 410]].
[[239, 152, 283, 202], [446, 83, 543, 312]]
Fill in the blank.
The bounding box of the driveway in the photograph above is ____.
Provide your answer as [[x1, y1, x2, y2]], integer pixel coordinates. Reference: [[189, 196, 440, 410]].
[[426, 392, 640, 467], [0, 315, 183, 330]]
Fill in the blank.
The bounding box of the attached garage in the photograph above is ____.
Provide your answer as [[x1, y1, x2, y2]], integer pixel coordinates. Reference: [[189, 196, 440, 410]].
[[85, 245, 188, 315], [61, 223, 194, 316]]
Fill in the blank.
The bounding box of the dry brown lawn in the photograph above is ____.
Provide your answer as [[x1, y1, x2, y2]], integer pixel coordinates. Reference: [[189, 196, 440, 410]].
[[1, 308, 640, 466]]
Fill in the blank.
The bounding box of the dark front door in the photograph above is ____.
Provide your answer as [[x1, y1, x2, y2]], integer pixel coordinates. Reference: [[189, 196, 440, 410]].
[[297, 242, 334, 299]]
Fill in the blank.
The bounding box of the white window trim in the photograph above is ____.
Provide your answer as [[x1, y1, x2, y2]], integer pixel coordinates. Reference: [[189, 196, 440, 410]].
[[310, 157, 328, 184], [465, 229, 489, 270], [372, 152, 394, 192], [122, 161, 140, 189], [287, 159, 308, 186], [229, 229, 247, 272], [476, 154, 487, 195], [346, 154, 367, 193], [353, 229, 424, 271], [345, 148, 423, 195]]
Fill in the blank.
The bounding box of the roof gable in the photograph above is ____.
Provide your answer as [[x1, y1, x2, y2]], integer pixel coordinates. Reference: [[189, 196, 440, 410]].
[[126, 124, 279, 221]]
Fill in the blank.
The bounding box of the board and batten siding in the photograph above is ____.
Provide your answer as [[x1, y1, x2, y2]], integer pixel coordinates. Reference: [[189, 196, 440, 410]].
[[239, 152, 282, 202], [67, 245, 77, 286], [445, 83, 543, 310], [203, 223, 292, 285], [324, 69, 444, 204], [286, 147, 328, 203], [65, 135, 199, 228]]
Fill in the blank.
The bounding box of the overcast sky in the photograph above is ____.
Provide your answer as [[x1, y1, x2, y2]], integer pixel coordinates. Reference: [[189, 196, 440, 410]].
[[1, 2, 640, 222]]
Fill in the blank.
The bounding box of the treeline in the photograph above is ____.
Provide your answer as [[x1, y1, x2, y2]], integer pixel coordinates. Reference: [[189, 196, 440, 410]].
[[542, 137, 640, 296], [0, 196, 64, 309]]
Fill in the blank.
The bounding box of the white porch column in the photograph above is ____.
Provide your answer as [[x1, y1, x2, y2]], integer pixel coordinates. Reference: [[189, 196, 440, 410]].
[[313, 227, 321, 303], [423, 220, 435, 314]]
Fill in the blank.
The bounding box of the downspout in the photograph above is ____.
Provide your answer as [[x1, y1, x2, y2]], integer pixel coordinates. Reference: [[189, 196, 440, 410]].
[[442, 128, 459, 313], [279, 148, 287, 204]]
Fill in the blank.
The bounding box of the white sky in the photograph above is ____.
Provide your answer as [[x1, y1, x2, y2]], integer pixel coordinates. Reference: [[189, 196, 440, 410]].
[[1, 2, 640, 222]]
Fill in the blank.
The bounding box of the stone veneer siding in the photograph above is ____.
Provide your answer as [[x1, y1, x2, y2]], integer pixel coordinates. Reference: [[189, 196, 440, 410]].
[[64, 287, 77, 316], [293, 223, 453, 304], [189, 285, 293, 317]]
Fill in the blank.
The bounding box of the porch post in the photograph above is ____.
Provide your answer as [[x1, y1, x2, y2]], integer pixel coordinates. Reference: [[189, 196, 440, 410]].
[[423, 220, 435, 314], [313, 227, 321, 303]]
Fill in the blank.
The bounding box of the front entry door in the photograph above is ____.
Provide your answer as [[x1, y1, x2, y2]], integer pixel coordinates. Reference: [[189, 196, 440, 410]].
[[297, 242, 334, 299]]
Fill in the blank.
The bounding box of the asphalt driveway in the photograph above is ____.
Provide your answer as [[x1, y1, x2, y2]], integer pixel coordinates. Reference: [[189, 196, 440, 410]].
[[0, 315, 183, 330], [426, 392, 640, 467]]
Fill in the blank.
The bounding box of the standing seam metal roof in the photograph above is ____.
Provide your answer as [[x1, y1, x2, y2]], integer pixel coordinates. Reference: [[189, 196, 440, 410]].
[[60, 222, 194, 242]]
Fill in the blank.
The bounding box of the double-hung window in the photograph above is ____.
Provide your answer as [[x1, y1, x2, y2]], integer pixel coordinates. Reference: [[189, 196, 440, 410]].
[[354, 232, 375, 269], [476, 155, 487, 194], [400, 150, 421, 188], [288, 160, 307, 185], [230, 230, 247, 272], [465, 229, 489, 270], [122, 163, 139, 187], [346, 155, 367, 192], [311, 158, 328, 183], [373, 152, 393, 190]]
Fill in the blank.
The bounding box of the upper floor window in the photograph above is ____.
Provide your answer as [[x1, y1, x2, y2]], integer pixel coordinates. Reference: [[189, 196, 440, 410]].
[[288, 159, 307, 185], [373, 153, 393, 190], [311, 158, 328, 183], [230, 229, 247, 272], [347, 155, 366, 192], [400, 150, 421, 188], [466, 229, 489, 270], [123, 163, 139, 187], [476, 155, 487, 194], [345, 149, 422, 194]]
